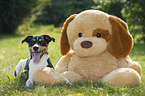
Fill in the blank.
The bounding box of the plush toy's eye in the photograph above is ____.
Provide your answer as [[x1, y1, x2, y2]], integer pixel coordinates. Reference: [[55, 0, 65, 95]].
[[78, 33, 82, 37], [96, 33, 101, 38]]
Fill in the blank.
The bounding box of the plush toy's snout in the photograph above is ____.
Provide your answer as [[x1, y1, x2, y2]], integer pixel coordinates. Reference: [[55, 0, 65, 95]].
[[81, 41, 93, 48]]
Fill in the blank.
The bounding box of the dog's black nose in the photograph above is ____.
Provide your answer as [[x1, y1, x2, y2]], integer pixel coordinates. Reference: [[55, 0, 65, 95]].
[[81, 41, 92, 48], [33, 46, 39, 51]]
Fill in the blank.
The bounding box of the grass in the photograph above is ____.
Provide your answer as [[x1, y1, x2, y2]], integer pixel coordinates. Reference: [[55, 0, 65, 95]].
[[0, 24, 145, 96]]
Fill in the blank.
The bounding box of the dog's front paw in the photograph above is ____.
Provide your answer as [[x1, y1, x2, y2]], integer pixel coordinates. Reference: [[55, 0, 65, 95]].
[[25, 79, 34, 87]]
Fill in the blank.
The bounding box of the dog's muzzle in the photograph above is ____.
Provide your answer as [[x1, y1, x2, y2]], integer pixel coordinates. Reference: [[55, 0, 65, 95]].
[[33, 46, 39, 51], [81, 41, 93, 48], [31, 46, 47, 63]]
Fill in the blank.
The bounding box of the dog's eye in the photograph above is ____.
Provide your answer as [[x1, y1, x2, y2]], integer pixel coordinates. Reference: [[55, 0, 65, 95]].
[[39, 41, 44, 44], [40, 41, 46, 46], [29, 40, 35, 46], [78, 33, 82, 37], [96, 33, 101, 38]]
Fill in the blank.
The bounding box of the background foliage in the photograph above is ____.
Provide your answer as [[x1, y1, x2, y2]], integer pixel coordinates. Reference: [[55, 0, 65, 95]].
[[0, 0, 145, 42], [34, 0, 94, 26], [0, 0, 38, 34]]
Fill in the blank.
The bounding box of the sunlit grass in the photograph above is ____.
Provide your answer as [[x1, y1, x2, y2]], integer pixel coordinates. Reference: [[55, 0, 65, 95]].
[[0, 24, 145, 96]]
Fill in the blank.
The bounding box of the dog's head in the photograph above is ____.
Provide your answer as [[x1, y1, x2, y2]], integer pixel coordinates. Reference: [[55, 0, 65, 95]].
[[22, 35, 55, 63], [60, 10, 133, 58]]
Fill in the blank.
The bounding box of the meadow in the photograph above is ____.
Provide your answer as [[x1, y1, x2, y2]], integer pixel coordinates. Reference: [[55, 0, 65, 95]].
[[0, 25, 145, 96]]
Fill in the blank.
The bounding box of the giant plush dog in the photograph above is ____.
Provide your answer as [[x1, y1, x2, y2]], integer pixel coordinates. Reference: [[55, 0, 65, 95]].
[[34, 10, 142, 86]]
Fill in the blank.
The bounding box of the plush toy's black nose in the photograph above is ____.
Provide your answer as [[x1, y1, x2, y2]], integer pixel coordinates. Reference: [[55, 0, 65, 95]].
[[81, 41, 92, 48], [33, 46, 39, 51]]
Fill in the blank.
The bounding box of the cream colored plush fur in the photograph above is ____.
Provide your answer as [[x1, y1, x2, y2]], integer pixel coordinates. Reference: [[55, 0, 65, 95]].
[[34, 10, 142, 86]]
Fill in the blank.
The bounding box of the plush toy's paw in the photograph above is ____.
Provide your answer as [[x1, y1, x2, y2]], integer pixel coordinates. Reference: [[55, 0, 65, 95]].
[[25, 79, 34, 87], [101, 68, 141, 87], [34, 67, 69, 85], [63, 71, 87, 83], [130, 61, 142, 75]]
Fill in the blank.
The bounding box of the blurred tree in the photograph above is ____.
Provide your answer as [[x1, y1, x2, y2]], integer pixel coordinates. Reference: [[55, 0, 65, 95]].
[[0, 0, 38, 34], [93, 0, 123, 19], [93, 0, 145, 42], [34, 0, 94, 26], [122, 0, 145, 42]]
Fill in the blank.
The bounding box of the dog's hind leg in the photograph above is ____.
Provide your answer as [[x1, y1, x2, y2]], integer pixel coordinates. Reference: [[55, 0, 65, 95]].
[[15, 59, 27, 77]]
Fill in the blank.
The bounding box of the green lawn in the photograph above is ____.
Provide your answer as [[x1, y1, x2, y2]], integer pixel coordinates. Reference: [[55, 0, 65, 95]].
[[0, 25, 145, 96]]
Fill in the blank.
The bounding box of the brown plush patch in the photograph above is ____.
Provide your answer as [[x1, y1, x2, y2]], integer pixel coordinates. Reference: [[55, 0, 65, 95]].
[[108, 16, 133, 58], [115, 17, 128, 30], [60, 14, 77, 55], [92, 28, 111, 42]]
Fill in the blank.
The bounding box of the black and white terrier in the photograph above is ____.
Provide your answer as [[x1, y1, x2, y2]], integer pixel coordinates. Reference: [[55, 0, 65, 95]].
[[15, 35, 55, 87]]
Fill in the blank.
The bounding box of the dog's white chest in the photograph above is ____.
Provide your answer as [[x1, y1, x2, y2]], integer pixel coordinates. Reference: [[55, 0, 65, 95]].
[[25, 54, 48, 86], [29, 54, 48, 72]]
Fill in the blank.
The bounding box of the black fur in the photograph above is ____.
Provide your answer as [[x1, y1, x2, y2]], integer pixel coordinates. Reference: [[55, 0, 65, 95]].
[[21, 57, 54, 80]]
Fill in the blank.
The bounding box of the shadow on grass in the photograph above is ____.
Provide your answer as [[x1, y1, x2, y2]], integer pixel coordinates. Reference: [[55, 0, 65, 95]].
[[0, 34, 24, 41]]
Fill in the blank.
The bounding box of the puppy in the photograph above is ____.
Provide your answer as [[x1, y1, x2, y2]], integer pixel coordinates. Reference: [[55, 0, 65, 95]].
[[15, 35, 55, 87]]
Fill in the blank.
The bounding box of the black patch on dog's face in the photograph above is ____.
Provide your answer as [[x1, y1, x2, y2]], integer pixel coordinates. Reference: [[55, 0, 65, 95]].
[[22, 35, 55, 47], [29, 36, 47, 47], [22, 35, 55, 55]]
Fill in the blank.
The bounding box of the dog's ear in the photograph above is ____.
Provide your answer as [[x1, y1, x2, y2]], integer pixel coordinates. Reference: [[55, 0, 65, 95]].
[[42, 35, 55, 44], [108, 16, 133, 58], [22, 36, 33, 44], [60, 14, 76, 55]]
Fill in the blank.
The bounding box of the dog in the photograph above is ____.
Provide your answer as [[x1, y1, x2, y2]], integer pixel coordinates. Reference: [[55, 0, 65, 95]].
[[15, 35, 55, 87]]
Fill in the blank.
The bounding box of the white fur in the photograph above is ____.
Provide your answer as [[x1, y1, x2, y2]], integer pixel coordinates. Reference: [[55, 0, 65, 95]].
[[15, 59, 27, 77], [25, 54, 49, 87]]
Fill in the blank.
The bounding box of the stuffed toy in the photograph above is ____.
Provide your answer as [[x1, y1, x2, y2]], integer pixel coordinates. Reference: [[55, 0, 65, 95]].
[[34, 10, 142, 86]]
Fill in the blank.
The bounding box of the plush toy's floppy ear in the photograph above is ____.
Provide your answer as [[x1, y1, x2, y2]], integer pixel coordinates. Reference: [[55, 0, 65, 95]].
[[22, 36, 33, 44], [108, 16, 133, 58], [60, 14, 76, 55]]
